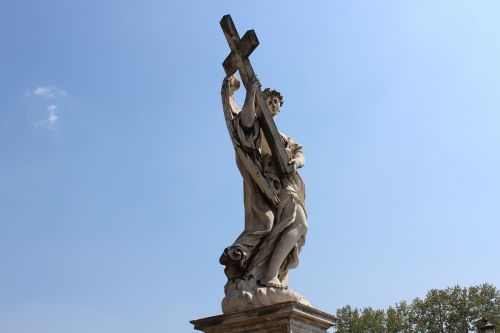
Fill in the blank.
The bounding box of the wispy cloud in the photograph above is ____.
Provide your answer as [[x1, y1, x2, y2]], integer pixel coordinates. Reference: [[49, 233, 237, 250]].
[[34, 104, 60, 130], [25, 85, 69, 131], [26, 86, 67, 98]]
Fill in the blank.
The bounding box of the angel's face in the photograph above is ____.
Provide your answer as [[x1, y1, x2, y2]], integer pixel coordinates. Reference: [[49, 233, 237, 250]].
[[266, 95, 281, 117]]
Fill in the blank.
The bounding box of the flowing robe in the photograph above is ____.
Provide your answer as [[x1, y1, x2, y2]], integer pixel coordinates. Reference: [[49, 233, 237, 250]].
[[220, 110, 307, 286]]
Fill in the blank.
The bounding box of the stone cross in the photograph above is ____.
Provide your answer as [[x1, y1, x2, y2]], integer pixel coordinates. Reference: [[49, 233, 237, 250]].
[[220, 14, 295, 175]]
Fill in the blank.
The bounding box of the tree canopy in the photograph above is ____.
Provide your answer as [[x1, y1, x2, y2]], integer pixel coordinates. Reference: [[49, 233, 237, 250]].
[[335, 283, 499, 333]]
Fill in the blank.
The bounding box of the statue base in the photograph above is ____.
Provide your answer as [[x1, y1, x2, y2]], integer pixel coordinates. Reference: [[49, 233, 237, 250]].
[[222, 277, 311, 313], [190, 301, 336, 333]]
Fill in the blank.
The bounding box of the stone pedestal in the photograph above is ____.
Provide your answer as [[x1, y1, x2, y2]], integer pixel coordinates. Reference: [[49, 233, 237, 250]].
[[190, 301, 336, 333]]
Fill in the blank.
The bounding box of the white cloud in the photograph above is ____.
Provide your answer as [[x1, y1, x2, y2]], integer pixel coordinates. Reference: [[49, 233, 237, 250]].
[[34, 86, 53, 97], [34, 104, 60, 130], [26, 85, 69, 131], [47, 105, 59, 124], [26, 85, 67, 98]]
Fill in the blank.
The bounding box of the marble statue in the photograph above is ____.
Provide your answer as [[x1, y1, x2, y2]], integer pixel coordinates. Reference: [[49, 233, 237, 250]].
[[219, 15, 310, 313]]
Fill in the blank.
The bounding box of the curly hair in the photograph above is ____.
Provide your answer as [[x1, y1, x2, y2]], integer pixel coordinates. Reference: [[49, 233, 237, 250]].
[[263, 88, 284, 107]]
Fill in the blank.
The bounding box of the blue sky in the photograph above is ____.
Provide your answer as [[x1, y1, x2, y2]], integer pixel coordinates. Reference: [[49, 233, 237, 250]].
[[1, 1, 499, 332]]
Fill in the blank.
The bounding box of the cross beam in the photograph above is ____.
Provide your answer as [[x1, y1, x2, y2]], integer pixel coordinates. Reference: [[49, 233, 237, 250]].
[[220, 14, 295, 175]]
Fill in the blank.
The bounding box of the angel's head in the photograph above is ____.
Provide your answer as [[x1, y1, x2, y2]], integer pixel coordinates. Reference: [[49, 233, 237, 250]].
[[263, 88, 284, 117]]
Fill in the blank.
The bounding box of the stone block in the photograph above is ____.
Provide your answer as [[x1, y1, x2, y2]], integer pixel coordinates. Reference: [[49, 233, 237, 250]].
[[191, 301, 335, 333]]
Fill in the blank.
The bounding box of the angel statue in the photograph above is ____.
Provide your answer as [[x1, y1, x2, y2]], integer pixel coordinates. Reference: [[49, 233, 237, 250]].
[[219, 74, 311, 313]]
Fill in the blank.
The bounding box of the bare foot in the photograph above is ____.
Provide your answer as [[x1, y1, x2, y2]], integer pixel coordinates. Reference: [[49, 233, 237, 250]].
[[259, 277, 283, 288]]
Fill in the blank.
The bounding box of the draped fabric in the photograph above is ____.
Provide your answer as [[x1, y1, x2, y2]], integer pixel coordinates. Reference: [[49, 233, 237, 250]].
[[220, 112, 306, 286]]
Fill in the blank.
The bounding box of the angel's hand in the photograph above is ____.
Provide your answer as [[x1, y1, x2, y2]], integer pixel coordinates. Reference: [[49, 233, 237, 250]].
[[227, 75, 241, 92]]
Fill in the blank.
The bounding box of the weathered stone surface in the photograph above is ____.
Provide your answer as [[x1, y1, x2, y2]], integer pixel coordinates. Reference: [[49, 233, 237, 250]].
[[219, 15, 310, 314], [190, 301, 336, 333], [222, 277, 311, 314]]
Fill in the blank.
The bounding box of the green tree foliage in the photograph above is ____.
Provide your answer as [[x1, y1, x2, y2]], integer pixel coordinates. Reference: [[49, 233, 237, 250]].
[[386, 301, 413, 333], [359, 307, 385, 333], [335, 283, 499, 333], [336, 305, 362, 333]]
